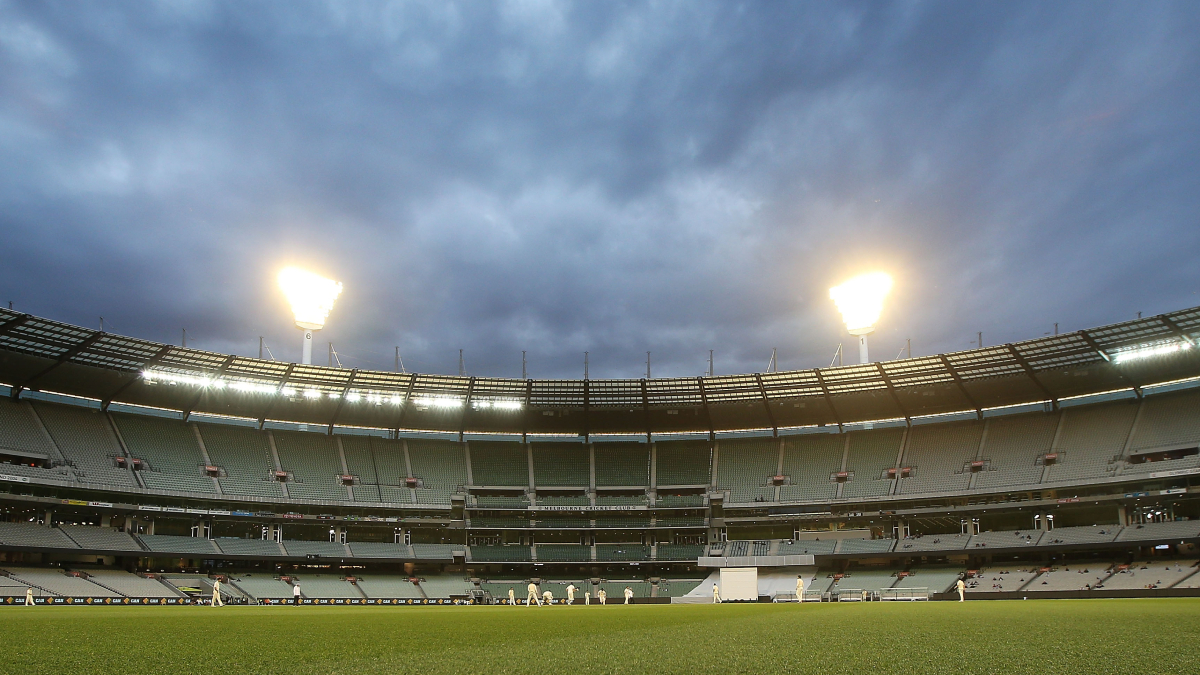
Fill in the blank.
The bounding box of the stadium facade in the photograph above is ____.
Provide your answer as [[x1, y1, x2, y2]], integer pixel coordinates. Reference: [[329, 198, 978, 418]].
[[0, 306, 1198, 603]]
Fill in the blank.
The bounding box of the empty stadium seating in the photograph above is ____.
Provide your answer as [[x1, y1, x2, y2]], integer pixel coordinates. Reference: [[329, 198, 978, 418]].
[[531, 442, 589, 486], [535, 544, 591, 562], [974, 412, 1058, 490], [84, 569, 180, 597], [355, 575, 423, 598], [196, 423, 284, 498], [5, 567, 121, 597], [1044, 401, 1134, 483], [594, 442, 649, 486], [835, 538, 894, 554], [418, 576, 472, 597], [778, 433, 842, 502], [282, 540, 349, 557], [34, 402, 137, 488], [216, 538, 286, 556], [840, 428, 902, 499], [411, 543, 459, 559], [596, 544, 649, 561], [655, 440, 710, 486], [292, 574, 361, 598], [346, 542, 409, 558], [339, 436, 383, 502], [0, 398, 63, 461], [113, 414, 216, 494], [59, 525, 144, 552], [407, 439, 467, 504], [468, 441, 528, 486], [0, 521, 81, 549], [230, 575, 295, 600], [138, 534, 221, 555], [717, 437, 778, 503], [361, 436, 412, 504], [272, 431, 348, 502], [897, 420, 981, 495], [656, 543, 705, 560], [470, 545, 533, 562]]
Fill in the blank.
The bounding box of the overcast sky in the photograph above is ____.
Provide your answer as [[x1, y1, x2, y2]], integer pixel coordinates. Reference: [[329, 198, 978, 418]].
[[2, 1, 1198, 379]]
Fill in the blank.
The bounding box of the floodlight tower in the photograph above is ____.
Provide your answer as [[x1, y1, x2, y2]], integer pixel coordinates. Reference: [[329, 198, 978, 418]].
[[278, 267, 343, 365], [829, 272, 893, 364]]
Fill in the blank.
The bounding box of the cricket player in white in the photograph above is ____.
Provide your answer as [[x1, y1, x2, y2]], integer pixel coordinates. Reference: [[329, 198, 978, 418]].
[[585, 591, 591, 605], [566, 584, 576, 605], [211, 578, 224, 607], [796, 575, 804, 603], [597, 589, 607, 605], [542, 590, 553, 606], [712, 583, 721, 603], [25, 586, 34, 606], [508, 588, 516, 606], [527, 582, 540, 607], [623, 587, 633, 604], [956, 578, 966, 602]]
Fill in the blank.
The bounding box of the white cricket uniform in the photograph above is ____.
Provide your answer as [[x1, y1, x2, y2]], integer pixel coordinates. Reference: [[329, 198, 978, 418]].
[[542, 590, 553, 606], [796, 577, 804, 602], [566, 585, 576, 605], [585, 592, 591, 605], [508, 588, 516, 606], [212, 579, 224, 607], [956, 579, 965, 602], [623, 588, 633, 604], [598, 590, 607, 605], [25, 586, 34, 606], [527, 583, 540, 607], [713, 584, 721, 603]]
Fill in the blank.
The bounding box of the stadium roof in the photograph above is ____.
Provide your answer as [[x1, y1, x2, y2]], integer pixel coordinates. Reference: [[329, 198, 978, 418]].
[[0, 306, 1198, 437]]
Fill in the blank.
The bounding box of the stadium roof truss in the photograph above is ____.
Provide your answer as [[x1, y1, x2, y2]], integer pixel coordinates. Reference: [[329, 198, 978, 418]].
[[0, 306, 1198, 436]]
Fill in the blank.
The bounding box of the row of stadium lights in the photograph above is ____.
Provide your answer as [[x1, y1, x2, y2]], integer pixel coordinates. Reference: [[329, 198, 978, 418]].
[[144, 268, 1191, 399], [140, 369, 522, 410]]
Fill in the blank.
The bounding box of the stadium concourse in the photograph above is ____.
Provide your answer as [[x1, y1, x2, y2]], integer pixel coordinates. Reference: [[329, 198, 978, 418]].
[[0, 308, 1198, 605]]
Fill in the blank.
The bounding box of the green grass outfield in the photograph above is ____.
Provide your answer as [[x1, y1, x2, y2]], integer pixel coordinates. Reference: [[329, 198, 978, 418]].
[[1, 599, 1197, 675]]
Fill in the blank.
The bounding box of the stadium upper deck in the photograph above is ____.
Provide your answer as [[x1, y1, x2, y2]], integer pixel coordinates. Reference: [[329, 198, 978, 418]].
[[0, 306, 1198, 437]]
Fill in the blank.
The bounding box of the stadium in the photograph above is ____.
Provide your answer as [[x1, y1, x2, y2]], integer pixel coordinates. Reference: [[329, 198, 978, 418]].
[[4, 3, 1200, 674], [1, 303, 1198, 608]]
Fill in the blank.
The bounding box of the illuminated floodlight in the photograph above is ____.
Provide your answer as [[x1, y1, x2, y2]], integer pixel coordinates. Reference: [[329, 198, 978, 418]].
[[303, 388, 322, 399], [278, 266, 343, 365], [830, 272, 893, 364], [278, 267, 343, 330], [389, 396, 403, 405], [345, 392, 362, 403], [1113, 342, 1192, 364]]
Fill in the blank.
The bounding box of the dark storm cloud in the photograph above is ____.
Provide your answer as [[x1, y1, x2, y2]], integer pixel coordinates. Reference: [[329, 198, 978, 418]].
[[1, 0, 1198, 379]]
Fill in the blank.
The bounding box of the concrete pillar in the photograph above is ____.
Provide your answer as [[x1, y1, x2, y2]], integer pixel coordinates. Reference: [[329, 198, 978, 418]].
[[1117, 505, 1127, 526]]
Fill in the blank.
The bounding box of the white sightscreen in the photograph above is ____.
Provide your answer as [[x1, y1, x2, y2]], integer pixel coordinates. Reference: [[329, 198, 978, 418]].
[[719, 567, 758, 601]]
